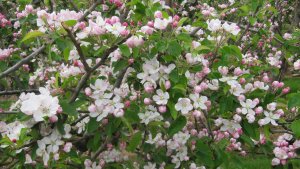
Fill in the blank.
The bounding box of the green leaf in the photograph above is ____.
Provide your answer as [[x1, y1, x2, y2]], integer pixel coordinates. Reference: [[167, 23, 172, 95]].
[[177, 17, 188, 27], [177, 33, 192, 43], [168, 116, 187, 136], [167, 101, 178, 119], [195, 140, 214, 167], [87, 118, 99, 133], [63, 20, 77, 27], [21, 30, 45, 42], [288, 93, 300, 109], [113, 59, 128, 73], [167, 41, 182, 57], [241, 120, 259, 140], [291, 120, 300, 138], [60, 100, 78, 116], [127, 131, 142, 151], [221, 45, 242, 61], [119, 44, 131, 57]]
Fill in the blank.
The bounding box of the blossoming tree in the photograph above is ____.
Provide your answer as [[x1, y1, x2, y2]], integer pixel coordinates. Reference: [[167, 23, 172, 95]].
[[0, 0, 300, 168]]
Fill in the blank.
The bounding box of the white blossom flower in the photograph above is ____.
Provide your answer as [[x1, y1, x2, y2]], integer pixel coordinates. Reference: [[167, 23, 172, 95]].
[[240, 99, 257, 115], [206, 19, 222, 32], [144, 162, 156, 169], [138, 108, 163, 125], [105, 22, 126, 36], [153, 89, 169, 105], [1, 121, 26, 141], [20, 87, 60, 122], [189, 94, 208, 110], [175, 98, 193, 115], [154, 18, 169, 30], [220, 119, 241, 134], [259, 111, 280, 126], [208, 79, 219, 90]]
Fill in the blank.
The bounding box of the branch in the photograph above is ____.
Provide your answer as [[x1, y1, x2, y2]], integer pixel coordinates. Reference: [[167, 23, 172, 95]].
[[78, 0, 103, 22], [69, 71, 92, 103], [0, 89, 40, 96], [71, 114, 89, 126], [91, 137, 109, 160], [68, 35, 131, 103], [113, 66, 129, 88], [62, 24, 91, 72], [0, 46, 45, 79]]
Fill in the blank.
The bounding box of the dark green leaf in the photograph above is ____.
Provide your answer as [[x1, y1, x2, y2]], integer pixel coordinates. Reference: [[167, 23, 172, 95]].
[[127, 131, 142, 151], [168, 116, 186, 136]]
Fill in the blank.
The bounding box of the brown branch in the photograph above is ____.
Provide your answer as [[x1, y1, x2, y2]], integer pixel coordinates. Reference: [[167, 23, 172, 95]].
[[91, 137, 109, 160], [113, 66, 129, 88], [78, 0, 103, 22], [0, 89, 40, 96], [68, 35, 132, 103], [0, 46, 46, 79], [62, 24, 91, 72]]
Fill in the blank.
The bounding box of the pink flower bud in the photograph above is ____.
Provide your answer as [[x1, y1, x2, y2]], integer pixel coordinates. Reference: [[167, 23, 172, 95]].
[[158, 105, 167, 113], [124, 100, 131, 108], [263, 75, 270, 82], [236, 108, 242, 114], [173, 15, 180, 21], [120, 141, 127, 150], [144, 98, 152, 105], [272, 81, 279, 88], [278, 82, 284, 88], [282, 87, 290, 94], [63, 142, 72, 152], [239, 78, 246, 84], [165, 80, 171, 90], [85, 87, 92, 96], [102, 118, 109, 125], [172, 21, 178, 27], [190, 129, 197, 136], [240, 151, 247, 156], [154, 11, 163, 18], [147, 21, 154, 27], [57, 106, 63, 114], [255, 107, 263, 115], [238, 95, 245, 101], [114, 109, 124, 117], [84, 159, 92, 167], [218, 66, 228, 76], [128, 58, 134, 64], [120, 29, 129, 36], [110, 16, 120, 24], [49, 115, 58, 123], [192, 110, 202, 117], [234, 67, 243, 76], [97, 159, 104, 168], [88, 104, 97, 112], [253, 98, 260, 104], [122, 22, 128, 27], [194, 85, 202, 93], [107, 143, 113, 150], [145, 86, 154, 93], [281, 159, 287, 165]]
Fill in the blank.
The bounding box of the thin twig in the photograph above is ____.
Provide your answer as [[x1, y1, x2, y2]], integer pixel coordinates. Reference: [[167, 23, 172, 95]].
[[69, 35, 131, 103], [78, 0, 103, 22], [0, 46, 45, 79], [62, 24, 91, 72], [91, 137, 109, 160], [0, 89, 40, 95]]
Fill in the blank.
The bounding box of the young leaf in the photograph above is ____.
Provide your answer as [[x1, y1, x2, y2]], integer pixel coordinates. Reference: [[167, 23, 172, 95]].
[[127, 131, 142, 151], [21, 30, 45, 42], [168, 116, 187, 136], [291, 120, 300, 138]]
